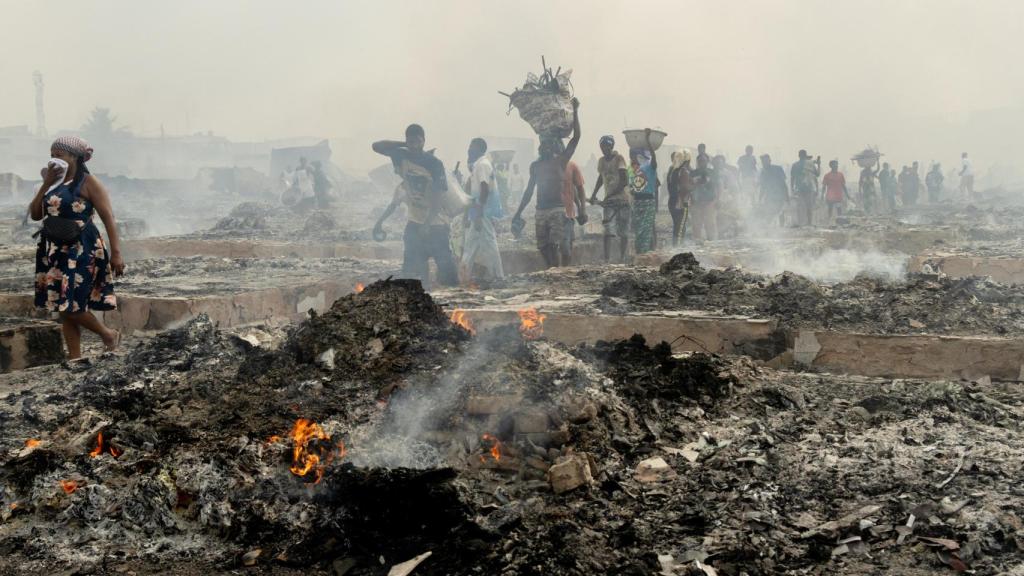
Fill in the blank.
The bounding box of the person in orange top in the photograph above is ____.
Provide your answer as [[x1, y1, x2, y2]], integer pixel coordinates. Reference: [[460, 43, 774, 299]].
[[821, 160, 848, 223], [561, 160, 587, 264]]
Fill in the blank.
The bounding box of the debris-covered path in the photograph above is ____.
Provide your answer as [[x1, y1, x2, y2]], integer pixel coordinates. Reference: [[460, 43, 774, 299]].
[[0, 281, 1021, 575]]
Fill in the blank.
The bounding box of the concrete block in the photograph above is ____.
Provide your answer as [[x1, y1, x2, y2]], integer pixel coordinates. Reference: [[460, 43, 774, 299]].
[[0, 319, 63, 371], [547, 453, 593, 494], [635, 456, 677, 483], [514, 409, 550, 434], [466, 395, 522, 415]]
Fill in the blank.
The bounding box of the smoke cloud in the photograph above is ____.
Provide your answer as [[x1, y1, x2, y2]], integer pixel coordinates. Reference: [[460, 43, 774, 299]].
[[3, 0, 1024, 177]]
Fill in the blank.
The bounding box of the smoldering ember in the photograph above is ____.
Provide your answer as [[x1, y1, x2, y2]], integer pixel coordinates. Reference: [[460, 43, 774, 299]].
[[3, 4, 1024, 576]]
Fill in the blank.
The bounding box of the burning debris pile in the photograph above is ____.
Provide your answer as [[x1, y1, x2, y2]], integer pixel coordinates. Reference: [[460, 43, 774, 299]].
[[1, 280, 1022, 575]]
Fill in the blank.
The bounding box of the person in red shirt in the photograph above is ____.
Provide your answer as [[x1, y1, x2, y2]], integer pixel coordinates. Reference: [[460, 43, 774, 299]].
[[561, 160, 587, 264], [821, 160, 848, 224]]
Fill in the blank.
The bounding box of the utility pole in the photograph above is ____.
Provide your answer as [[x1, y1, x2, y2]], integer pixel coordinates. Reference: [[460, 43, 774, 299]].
[[33, 71, 47, 138]]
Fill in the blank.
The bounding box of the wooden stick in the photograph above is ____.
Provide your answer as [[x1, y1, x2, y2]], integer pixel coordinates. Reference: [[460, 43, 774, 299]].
[[935, 451, 966, 489]]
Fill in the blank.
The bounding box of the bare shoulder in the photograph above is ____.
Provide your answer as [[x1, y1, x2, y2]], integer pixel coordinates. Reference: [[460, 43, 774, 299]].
[[81, 174, 107, 200]]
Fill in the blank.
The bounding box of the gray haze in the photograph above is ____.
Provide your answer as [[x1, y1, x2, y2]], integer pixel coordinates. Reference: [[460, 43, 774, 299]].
[[3, 0, 1023, 175]]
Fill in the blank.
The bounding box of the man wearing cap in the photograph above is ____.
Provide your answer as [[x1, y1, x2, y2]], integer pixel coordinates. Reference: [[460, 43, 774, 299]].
[[590, 135, 631, 262]]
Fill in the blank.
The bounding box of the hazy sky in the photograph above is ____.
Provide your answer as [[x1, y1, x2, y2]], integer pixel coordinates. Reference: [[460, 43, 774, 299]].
[[3, 0, 1023, 173]]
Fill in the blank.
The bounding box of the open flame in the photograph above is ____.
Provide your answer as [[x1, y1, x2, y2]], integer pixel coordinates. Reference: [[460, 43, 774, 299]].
[[59, 480, 78, 494], [480, 433, 502, 462], [89, 432, 103, 457], [88, 432, 121, 459], [354, 282, 365, 293], [286, 418, 346, 484], [517, 308, 546, 340], [24, 439, 40, 449], [449, 309, 476, 335]]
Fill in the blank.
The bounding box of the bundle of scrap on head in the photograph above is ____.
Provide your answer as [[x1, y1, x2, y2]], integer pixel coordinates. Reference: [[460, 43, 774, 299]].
[[500, 56, 575, 140]]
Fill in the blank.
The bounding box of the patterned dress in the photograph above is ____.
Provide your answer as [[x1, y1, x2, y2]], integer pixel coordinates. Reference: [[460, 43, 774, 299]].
[[34, 178, 117, 313]]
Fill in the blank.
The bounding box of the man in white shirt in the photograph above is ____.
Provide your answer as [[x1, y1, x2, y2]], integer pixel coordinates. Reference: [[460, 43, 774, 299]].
[[959, 152, 974, 199], [461, 138, 504, 283]]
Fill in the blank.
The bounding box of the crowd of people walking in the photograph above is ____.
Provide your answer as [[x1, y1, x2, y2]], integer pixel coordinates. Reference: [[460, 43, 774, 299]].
[[371, 103, 980, 289]]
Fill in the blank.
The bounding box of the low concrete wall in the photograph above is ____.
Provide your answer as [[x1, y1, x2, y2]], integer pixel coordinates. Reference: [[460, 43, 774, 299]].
[[0, 278, 363, 336], [461, 309, 1024, 381], [462, 309, 784, 358], [794, 330, 1024, 381], [909, 253, 1024, 285], [0, 319, 63, 372], [821, 228, 961, 254]]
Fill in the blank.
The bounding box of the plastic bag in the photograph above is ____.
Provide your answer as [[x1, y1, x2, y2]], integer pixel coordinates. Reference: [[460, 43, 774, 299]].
[[442, 172, 471, 218]]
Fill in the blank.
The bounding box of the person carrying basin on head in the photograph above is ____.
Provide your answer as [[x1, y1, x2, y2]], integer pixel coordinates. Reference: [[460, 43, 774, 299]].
[[372, 123, 458, 288], [512, 98, 581, 269], [30, 135, 125, 360], [629, 129, 659, 255], [589, 134, 631, 263]]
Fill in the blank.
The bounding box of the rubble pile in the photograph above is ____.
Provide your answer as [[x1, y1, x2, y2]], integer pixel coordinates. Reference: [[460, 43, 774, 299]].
[[203, 201, 375, 242], [211, 201, 273, 232], [1, 281, 1022, 575]]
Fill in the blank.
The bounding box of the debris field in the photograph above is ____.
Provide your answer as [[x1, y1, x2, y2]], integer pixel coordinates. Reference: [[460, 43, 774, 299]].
[[1, 281, 1021, 575]]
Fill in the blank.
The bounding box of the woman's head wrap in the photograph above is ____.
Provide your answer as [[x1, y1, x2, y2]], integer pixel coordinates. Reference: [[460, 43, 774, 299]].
[[599, 135, 615, 148], [51, 135, 93, 162], [672, 149, 692, 168]]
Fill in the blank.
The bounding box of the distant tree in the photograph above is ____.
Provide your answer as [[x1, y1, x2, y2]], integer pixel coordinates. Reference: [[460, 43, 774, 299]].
[[81, 107, 130, 139]]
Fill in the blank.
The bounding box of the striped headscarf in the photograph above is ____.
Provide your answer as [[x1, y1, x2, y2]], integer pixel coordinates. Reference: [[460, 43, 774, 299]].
[[51, 135, 94, 162]]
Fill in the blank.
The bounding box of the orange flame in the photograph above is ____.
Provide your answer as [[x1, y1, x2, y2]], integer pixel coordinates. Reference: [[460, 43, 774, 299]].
[[24, 439, 40, 449], [267, 435, 282, 443], [480, 433, 502, 462], [517, 308, 546, 340], [89, 432, 103, 458], [59, 480, 78, 494], [88, 432, 121, 458], [355, 283, 365, 293], [449, 309, 476, 335], [286, 419, 347, 484]]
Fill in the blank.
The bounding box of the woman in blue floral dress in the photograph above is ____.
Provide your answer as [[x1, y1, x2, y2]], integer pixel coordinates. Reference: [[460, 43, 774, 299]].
[[30, 136, 125, 359]]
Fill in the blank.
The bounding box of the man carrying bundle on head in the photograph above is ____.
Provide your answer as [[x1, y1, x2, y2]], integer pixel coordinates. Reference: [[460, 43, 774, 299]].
[[512, 98, 581, 269]]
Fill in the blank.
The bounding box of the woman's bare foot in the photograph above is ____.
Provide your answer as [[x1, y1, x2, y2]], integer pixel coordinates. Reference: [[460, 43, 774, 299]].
[[103, 329, 121, 352]]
